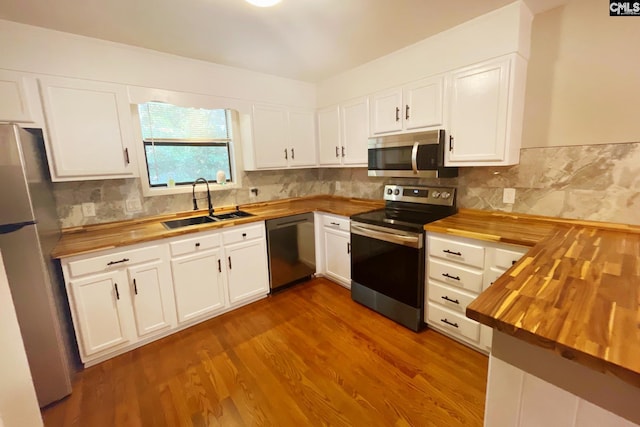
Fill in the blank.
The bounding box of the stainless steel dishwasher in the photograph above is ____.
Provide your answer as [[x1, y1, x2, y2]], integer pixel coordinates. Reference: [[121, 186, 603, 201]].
[[266, 213, 316, 291]]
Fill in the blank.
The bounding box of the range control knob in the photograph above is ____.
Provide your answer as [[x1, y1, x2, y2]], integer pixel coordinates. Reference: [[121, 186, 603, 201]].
[[394, 189, 400, 195], [431, 191, 441, 198], [386, 188, 393, 195], [440, 191, 451, 199]]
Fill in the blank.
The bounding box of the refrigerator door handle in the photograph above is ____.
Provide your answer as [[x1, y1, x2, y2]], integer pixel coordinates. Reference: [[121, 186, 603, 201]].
[[0, 221, 36, 235]]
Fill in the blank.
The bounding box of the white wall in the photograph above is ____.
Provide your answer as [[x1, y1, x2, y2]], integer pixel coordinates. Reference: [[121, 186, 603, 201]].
[[0, 19, 315, 109], [521, 0, 640, 148], [0, 251, 43, 427], [316, 1, 533, 107]]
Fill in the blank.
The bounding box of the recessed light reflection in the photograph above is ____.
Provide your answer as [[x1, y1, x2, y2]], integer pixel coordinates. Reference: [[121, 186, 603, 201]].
[[245, 0, 282, 7]]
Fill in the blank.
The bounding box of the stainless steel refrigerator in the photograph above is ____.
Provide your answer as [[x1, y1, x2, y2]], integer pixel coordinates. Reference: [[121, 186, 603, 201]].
[[0, 124, 73, 407]]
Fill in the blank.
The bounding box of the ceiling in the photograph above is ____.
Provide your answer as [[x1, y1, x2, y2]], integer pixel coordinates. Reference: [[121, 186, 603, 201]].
[[0, 0, 567, 82]]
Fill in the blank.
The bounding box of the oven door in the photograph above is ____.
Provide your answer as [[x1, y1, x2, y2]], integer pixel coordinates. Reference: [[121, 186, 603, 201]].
[[350, 221, 424, 308]]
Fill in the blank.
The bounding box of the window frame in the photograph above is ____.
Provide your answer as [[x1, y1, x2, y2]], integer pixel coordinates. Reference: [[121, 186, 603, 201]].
[[132, 105, 243, 197]]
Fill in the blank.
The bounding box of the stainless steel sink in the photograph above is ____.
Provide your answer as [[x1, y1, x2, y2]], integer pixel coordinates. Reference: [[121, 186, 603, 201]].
[[211, 210, 254, 221], [162, 210, 255, 229], [162, 215, 217, 230]]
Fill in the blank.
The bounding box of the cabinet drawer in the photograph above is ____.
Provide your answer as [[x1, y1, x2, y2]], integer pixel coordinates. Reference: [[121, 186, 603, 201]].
[[493, 247, 527, 270], [427, 302, 480, 343], [223, 223, 264, 245], [428, 236, 485, 268], [169, 233, 221, 257], [427, 281, 477, 314], [484, 267, 506, 291], [322, 215, 350, 232], [428, 258, 483, 293], [68, 245, 163, 277]]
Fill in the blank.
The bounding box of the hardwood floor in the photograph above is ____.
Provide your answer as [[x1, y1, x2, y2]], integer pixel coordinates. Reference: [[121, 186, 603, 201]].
[[42, 278, 488, 426]]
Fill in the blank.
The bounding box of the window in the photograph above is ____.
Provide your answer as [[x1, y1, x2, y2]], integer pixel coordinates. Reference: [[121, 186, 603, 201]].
[[138, 102, 233, 187]]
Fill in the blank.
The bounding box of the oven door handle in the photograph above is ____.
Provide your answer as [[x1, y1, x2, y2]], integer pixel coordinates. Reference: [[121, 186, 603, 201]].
[[351, 223, 421, 248], [411, 142, 419, 175]]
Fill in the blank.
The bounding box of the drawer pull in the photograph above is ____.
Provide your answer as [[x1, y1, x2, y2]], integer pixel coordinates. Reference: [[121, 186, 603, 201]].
[[195, 242, 200, 248], [330, 222, 340, 226], [442, 273, 461, 281], [133, 278, 138, 295], [441, 318, 458, 328], [443, 249, 462, 256], [242, 233, 247, 238], [107, 258, 130, 266], [114, 283, 120, 300], [512, 260, 517, 265], [441, 295, 459, 304]]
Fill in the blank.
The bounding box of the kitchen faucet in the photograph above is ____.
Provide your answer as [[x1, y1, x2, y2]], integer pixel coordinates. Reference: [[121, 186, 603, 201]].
[[192, 177, 213, 216]]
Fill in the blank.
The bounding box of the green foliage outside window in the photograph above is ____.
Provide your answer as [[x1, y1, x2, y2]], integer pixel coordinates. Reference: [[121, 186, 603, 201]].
[[138, 102, 233, 187]]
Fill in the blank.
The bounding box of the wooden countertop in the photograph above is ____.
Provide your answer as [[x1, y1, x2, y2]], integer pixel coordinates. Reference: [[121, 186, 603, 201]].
[[52, 195, 383, 259], [426, 209, 640, 387]]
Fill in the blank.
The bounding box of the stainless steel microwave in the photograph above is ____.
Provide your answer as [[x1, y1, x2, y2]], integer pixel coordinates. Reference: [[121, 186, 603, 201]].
[[367, 130, 458, 178]]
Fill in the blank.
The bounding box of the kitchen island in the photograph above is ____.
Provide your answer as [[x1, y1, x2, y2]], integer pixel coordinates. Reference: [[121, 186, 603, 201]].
[[426, 209, 640, 426]]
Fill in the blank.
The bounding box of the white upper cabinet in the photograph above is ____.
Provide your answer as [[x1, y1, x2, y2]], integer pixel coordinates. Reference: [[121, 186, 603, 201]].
[[403, 77, 445, 131], [0, 69, 37, 123], [370, 75, 444, 136], [370, 88, 403, 134], [340, 97, 369, 165], [251, 104, 317, 169], [39, 76, 137, 181], [317, 105, 341, 165], [287, 109, 317, 167], [318, 98, 369, 167], [446, 54, 527, 166]]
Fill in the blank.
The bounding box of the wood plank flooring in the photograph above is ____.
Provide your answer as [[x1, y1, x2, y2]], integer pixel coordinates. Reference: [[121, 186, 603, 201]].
[[42, 278, 488, 427]]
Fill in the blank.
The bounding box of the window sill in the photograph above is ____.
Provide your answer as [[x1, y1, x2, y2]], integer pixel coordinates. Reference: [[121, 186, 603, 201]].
[[142, 182, 239, 197]]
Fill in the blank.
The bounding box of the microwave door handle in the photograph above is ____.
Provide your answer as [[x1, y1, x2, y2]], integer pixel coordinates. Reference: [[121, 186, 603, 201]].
[[411, 142, 419, 174]]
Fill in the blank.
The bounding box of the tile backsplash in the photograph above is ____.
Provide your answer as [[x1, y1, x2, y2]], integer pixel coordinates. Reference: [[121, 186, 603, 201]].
[[53, 141, 640, 228]]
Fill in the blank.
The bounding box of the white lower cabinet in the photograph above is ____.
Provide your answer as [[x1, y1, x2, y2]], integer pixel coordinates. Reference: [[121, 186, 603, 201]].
[[128, 260, 175, 337], [223, 223, 269, 305], [62, 243, 176, 364], [171, 247, 226, 323], [316, 213, 351, 288], [425, 232, 528, 353], [69, 270, 130, 356], [61, 222, 270, 366]]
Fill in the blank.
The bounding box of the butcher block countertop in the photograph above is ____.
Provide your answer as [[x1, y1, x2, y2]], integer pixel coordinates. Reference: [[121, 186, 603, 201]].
[[52, 195, 383, 259], [425, 209, 640, 387]]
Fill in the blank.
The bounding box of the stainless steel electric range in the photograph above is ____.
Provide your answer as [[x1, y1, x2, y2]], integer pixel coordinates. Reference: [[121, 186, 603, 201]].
[[350, 184, 457, 331]]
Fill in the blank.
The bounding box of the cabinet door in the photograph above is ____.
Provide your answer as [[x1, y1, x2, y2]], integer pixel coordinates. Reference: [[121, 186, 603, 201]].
[[252, 104, 287, 168], [38, 76, 137, 180], [69, 270, 129, 357], [127, 260, 173, 338], [287, 109, 317, 167], [0, 69, 34, 122], [448, 58, 510, 163], [403, 76, 444, 131], [225, 239, 269, 305], [324, 227, 351, 286], [317, 106, 341, 165], [340, 97, 369, 165], [171, 248, 226, 323], [370, 88, 402, 135]]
